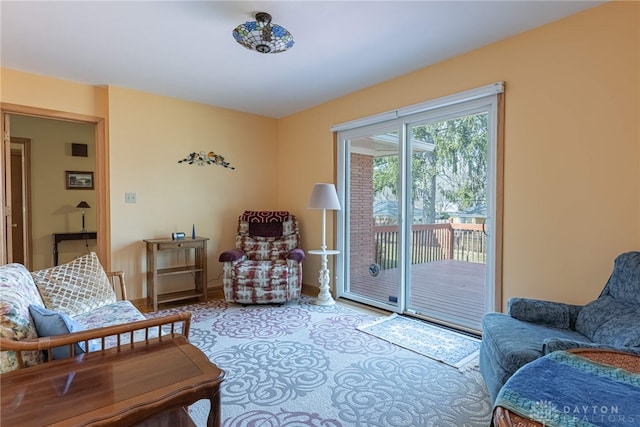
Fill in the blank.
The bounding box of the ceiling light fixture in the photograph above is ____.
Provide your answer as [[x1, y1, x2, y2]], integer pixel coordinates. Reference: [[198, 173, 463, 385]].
[[232, 12, 294, 54]]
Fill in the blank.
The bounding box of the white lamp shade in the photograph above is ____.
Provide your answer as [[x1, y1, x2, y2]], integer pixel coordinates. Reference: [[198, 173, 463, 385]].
[[307, 183, 341, 210]]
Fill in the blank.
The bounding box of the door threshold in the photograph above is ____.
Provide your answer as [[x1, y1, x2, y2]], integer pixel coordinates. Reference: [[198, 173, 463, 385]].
[[403, 310, 482, 337], [335, 298, 392, 316]]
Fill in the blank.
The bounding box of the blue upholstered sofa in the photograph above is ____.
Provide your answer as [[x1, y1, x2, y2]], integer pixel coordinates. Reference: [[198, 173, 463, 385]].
[[480, 251, 640, 404]]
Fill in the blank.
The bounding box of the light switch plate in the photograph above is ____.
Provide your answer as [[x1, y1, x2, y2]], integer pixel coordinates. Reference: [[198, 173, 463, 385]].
[[125, 192, 136, 204]]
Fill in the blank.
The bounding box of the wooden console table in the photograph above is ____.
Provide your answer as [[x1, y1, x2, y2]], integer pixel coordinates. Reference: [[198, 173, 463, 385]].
[[1, 336, 224, 426], [145, 237, 209, 311], [52, 231, 97, 265]]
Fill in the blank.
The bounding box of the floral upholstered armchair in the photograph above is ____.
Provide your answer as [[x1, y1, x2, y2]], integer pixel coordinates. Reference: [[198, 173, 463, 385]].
[[218, 211, 305, 304]]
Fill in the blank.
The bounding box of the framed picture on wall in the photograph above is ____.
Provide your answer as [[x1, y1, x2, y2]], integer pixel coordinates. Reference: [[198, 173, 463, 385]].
[[66, 171, 94, 190]]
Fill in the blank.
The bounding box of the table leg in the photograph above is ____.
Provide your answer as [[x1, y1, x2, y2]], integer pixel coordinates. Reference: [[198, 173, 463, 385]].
[[53, 239, 59, 266], [315, 252, 336, 306], [207, 388, 222, 427]]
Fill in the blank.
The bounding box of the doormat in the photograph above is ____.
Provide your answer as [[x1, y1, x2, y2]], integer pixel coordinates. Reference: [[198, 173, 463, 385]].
[[357, 313, 480, 369]]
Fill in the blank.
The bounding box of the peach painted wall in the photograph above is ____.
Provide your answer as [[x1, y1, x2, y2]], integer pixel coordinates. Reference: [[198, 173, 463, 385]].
[[107, 87, 278, 298], [0, 68, 107, 117], [279, 1, 640, 307]]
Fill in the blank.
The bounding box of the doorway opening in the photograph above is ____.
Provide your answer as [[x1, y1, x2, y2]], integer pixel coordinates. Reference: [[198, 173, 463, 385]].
[[1, 103, 109, 270], [9, 137, 32, 268]]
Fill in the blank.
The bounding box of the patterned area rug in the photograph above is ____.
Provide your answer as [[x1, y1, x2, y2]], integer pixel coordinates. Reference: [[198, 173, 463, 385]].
[[149, 297, 491, 427], [356, 313, 481, 369]]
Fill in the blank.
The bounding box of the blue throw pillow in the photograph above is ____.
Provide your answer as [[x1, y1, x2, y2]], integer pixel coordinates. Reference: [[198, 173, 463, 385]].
[[28, 305, 96, 360]]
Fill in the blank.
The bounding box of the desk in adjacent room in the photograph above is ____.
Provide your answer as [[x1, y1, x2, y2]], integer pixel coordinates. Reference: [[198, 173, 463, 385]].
[[52, 231, 97, 265]]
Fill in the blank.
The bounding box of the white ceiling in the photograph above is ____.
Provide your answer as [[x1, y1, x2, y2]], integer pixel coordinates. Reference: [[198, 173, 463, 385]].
[[1, 1, 603, 119]]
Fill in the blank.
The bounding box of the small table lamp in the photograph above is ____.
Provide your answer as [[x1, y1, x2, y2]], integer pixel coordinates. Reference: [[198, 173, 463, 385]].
[[76, 201, 91, 232], [307, 183, 341, 305]]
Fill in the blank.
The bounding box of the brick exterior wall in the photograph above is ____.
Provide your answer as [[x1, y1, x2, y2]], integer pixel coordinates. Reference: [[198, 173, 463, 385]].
[[349, 153, 375, 278]]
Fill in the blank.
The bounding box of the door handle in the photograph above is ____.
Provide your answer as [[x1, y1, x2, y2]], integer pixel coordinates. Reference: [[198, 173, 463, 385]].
[[11, 224, 17, 227]]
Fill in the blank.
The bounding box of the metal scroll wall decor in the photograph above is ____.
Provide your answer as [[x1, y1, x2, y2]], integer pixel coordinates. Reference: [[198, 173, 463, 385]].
[[178, 151, 235, 169]]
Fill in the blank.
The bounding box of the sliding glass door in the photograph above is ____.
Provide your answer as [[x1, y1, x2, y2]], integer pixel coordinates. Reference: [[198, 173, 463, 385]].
[[339, 125, 404, 310], [335, 85, 501, 332], [404, 107, 491, 331]]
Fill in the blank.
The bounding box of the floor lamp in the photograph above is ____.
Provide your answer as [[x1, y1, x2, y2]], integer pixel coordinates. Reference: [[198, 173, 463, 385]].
[[307, 183, 341, 305]]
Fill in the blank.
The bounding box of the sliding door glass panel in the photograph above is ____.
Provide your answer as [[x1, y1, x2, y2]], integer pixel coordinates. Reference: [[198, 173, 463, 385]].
[[406, 112, 488, 330], [343, 129, 402, 309]]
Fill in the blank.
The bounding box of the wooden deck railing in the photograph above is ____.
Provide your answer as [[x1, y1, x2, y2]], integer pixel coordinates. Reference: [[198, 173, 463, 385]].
[[374, 223, 486, 270]]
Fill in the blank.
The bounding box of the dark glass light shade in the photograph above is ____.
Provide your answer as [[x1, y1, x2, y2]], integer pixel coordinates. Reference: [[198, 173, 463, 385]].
[[232, 12, 294, 54]]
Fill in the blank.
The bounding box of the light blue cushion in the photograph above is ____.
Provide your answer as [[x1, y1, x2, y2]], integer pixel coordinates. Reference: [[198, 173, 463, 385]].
[[600, 251, 640, 305], [28, 305, 97, 360], [508, 298, 571, 329], [575, 295, 640, 347]]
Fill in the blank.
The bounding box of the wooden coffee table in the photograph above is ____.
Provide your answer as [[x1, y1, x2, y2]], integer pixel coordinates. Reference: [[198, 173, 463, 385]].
[[1, 336, 224, 426]]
